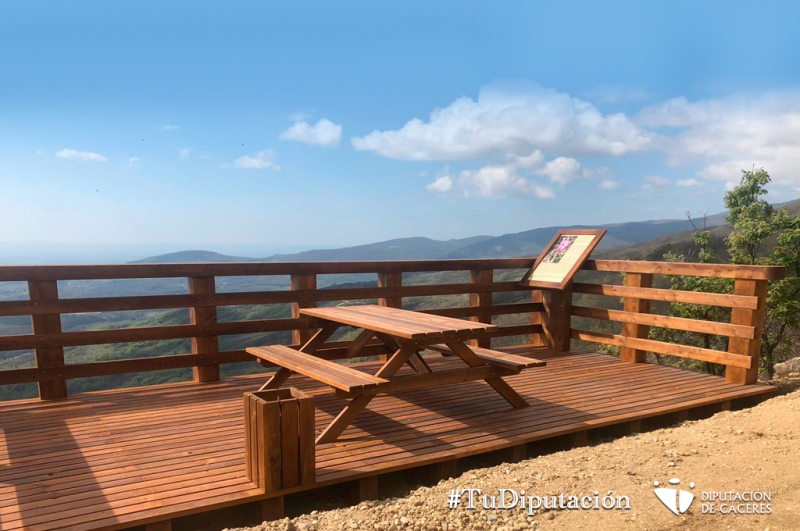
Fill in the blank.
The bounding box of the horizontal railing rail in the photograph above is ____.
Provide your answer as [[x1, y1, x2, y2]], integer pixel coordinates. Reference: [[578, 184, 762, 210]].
[[0, 259, 541, 398], [0, 257, 785, 399], [569, 260, 784, 385], [0, 258, 534, 281]]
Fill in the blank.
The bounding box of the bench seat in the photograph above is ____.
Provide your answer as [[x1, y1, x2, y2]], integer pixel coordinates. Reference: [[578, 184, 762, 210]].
[[428, 344, 546, 371], [246, 345, 389, 393]]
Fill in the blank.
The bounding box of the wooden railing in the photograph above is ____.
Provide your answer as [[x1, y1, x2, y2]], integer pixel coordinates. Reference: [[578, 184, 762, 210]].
[[0, 259, 541, 400], [0, 258, 785, 400], [565, 260, 784, 385]]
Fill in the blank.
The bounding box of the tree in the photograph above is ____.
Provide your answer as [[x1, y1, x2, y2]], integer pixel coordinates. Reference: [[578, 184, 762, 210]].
[[724, 168, 800, 377]]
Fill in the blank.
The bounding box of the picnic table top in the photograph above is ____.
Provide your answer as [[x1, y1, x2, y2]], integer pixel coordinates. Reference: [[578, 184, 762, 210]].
[[299, 304, 498, 340]]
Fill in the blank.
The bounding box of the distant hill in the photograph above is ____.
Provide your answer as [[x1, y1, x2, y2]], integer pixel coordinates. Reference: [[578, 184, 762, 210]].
[[443, 218, 727, 259], [130, 250, 253, 263], [261, 236, 492, 262]]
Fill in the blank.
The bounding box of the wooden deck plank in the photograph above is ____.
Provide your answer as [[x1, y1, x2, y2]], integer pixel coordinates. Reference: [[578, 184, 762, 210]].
[[0, 347, 775, 531]]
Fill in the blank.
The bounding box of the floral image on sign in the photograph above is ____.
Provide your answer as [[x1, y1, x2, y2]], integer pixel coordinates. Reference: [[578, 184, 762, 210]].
[[542, 236, 577, 264]]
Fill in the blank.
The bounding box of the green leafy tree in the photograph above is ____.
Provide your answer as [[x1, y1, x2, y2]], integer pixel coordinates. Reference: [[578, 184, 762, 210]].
[[724, 168, 800, 377]]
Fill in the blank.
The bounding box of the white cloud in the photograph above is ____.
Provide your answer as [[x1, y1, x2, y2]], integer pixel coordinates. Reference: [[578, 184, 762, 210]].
[[280, 118, 342, 147], [230, 150, 275, 169], [161, 125, 179, 131], [637, 91, 800, 187], [126, 157, 140, 167], [178, 148, 190, 160], [528, 156, 611, 186], [353, 82, 800, 195], [503, 150, 545, 169], [426, 175, 454, 193], [427, 165, 554, 199], [599, 179, 620, 190], [352, 81, 654, 161], [538, 157, 582, 185], [55, 149, 107, 162]]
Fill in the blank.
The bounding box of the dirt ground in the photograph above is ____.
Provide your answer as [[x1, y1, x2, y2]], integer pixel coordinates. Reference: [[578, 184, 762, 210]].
[[228, 383, 800, 531]]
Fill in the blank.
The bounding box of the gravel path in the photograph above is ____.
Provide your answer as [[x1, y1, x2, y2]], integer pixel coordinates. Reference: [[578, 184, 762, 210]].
[[229, 387, 799, 531]]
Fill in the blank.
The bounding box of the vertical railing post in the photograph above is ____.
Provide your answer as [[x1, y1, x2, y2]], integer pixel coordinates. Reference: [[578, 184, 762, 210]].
[[377, 271, 402, 361], [541, 284, 573, 352], [726, 278, 768, 385], [469, 269, 493, 348], [619, 273, 653, 363], [377, 272, 402, 309], [529, 289, 546, 347], [189, 276, 220, 382], [291, 274, 317, 347], [28, 280, 67, 400]]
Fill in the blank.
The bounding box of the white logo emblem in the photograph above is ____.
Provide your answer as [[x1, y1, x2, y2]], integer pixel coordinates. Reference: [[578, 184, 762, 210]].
[[654, 478, 695, 515]]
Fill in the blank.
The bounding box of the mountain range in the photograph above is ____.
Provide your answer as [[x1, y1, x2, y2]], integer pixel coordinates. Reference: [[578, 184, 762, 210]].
[[131, 199, 798, 264]]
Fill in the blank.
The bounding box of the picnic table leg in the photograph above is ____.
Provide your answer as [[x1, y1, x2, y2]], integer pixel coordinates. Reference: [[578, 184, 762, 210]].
[[300, 322, 341, 353], [316, 393, 376, 444], [259, 368, 293, 391], [316, 343, 419, 444], [406, 354, 432, 374], [375, 344, 420, 378], [376, 333, 430, 374], [346, 329, 377, 358], [443, 339, 529, 409]]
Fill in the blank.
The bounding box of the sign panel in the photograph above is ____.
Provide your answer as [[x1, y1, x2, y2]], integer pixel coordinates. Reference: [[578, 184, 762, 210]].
[[520, 229, 607, 290]]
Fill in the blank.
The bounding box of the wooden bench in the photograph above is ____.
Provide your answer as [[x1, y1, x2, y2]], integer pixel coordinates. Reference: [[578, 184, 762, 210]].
[[428, 344, 546, 371], [247, 345, 389, 393]]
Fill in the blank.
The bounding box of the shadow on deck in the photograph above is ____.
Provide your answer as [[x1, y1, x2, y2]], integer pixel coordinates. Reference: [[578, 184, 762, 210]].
[[0, 347, 776, 531]]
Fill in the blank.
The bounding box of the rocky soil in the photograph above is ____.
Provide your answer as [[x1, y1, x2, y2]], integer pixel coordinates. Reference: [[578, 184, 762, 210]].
[[228, 385, 800, 531]]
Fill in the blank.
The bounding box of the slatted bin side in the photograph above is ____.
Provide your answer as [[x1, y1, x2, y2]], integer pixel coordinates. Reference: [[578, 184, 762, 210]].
[[244, 388, 315, 492]]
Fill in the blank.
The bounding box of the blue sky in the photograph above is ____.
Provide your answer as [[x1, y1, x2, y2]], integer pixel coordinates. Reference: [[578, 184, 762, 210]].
[[2, 1, 800, 261]]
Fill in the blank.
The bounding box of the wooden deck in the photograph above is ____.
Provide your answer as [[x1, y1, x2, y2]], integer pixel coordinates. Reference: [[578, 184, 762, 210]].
[[0, 347, 776, 531]]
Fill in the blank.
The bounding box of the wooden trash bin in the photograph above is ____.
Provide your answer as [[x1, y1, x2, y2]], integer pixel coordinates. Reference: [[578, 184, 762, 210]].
[[244, 388, 315, 492]]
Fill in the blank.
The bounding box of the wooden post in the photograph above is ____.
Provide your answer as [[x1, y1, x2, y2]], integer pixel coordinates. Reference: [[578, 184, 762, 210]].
[[377, 272, 402, 361], [377, 272, 402, 308], [189, 276, 220, 382], [619, 273, 653, 363], [469, 269, 493, 348], [504, 444, 527, 463], [291, 274, 317, 347], [28, 280, 67, 400], [569, 430, 588, 447], [355, 476, 379, 502], [244, 388, 315, 492], [259, 497, 285, 521], [541, 283, 573, 352], [436, 458, 458, 480], [726, 279, 768, 385], [530, 290, 546, 347]]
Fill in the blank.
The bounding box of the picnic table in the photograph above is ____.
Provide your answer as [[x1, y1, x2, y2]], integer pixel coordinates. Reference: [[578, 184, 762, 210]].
[[246, 305, 544, 444]]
